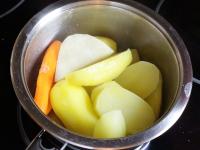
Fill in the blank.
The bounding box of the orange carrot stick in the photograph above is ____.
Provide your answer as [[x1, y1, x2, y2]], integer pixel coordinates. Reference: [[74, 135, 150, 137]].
[[34, 40, 61, 115]]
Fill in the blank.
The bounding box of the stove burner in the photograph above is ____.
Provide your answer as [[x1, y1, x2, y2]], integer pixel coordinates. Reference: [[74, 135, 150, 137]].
[[17, 104, 82, 150], [192, 78, 200, 85], [155, 0, 200, 86], [17, 104, 30, 146], [155, 0, 165, 13], [0, 0, 25, 19]]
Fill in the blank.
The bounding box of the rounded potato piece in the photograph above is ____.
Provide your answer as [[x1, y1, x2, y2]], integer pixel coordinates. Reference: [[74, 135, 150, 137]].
[[66, 50, 132, 86], [146, 73, 163, 119], [94, 81, 155, 134], [91, 81, 121, 102], [50, 80, 97, 136], [115, 61, 160, 99], [93, 110, 126, 138], [96, 36, 117, 51]]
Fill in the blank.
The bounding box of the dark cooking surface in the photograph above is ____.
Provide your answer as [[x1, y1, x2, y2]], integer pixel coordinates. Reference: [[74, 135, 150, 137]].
[[0, 0, 200, 149]]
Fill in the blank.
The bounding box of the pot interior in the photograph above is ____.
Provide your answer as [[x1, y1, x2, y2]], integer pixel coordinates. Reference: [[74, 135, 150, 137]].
[[23, 3, 180, 134]]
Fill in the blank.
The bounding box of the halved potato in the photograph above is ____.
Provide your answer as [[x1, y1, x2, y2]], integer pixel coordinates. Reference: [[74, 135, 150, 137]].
[[91, 81, 120, 102], [96, 36, 117, 51], [93, 81, 155, 134], [115, 61, 160, 99], [66, 50, 132, 86], [50, 80, 97, 136], [93, 110, 126, 138], [146, 74, 163, 118]]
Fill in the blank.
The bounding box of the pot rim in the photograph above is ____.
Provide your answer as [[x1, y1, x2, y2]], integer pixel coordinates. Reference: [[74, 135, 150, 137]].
[[10, 0, 193, 149]]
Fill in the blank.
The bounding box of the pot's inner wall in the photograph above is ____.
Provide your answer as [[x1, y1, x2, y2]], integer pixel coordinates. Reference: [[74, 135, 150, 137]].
[[24, 5, 179, 122]]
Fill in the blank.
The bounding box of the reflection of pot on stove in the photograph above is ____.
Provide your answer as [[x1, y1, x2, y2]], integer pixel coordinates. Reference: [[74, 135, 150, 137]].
[[11, 0, 192, 149]]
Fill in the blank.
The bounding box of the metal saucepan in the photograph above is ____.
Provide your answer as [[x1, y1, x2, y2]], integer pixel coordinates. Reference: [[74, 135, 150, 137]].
[[10, 0, 192, 149]]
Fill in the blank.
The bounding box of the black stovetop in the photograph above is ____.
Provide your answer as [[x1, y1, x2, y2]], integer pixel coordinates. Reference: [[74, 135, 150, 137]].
[[1, 0, 200, 149]]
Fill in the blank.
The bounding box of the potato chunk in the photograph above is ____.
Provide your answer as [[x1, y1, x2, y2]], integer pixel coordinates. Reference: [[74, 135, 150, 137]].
[[92, 81, 155, 134]]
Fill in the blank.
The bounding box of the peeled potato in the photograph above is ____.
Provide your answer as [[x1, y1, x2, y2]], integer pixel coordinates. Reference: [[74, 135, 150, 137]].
[[146, 74, 163, 119], [66, 50, 132, 86], [93, 81, 155, 134], [55, 34, 115, 81], [93, 110, 126, 138], [91, 81, 120, 102], [96, 36, 117, 51], [50, 80, 97, 136], [115, 61, 160, 99]]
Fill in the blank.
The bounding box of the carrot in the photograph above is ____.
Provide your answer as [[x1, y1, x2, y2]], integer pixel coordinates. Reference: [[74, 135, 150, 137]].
[[34, 40, 61, 115]]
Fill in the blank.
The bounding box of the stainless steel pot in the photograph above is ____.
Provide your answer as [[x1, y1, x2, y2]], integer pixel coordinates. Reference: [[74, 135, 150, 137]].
[[10, 0, 193, 149]]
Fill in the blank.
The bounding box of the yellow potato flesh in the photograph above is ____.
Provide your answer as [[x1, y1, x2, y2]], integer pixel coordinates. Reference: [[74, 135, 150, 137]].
[[91, 81, 120, 103], [50, 80, 97, 136], [85, 48, 138, 97], [93, 81, 155, 134], [66, 50, 132, 86], [146, 74, 163, 119], [115, 61, 160, 99], [96, 36, 117, 51], [93, 110, 126, 138]]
